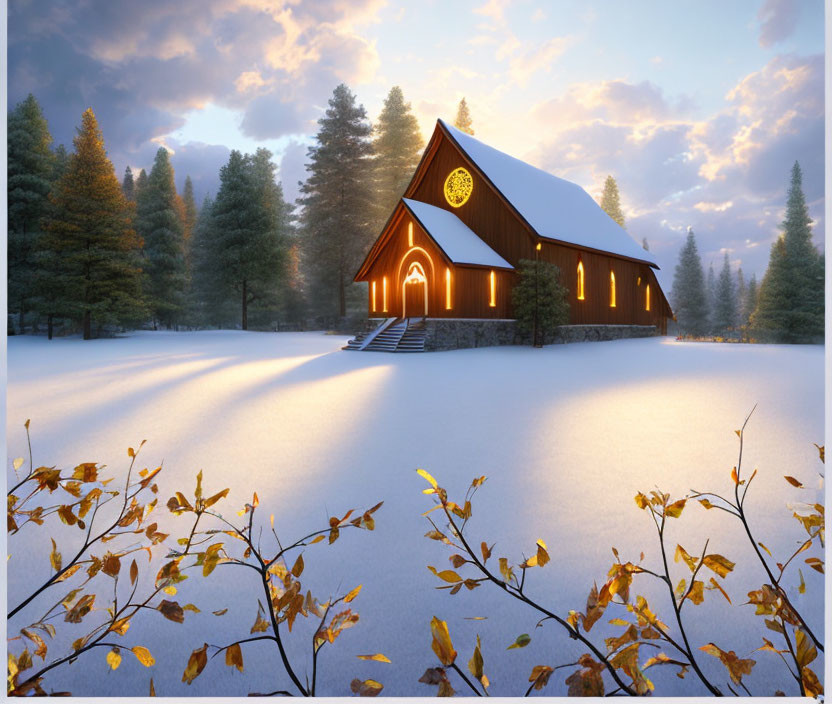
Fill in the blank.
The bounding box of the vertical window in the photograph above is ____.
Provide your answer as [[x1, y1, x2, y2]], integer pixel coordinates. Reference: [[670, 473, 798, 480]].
[[383, 276, 388, 312], [408, 222, 413, 247], [609, 270, 616, 308], [445, 268, 452, 309], [577, 261, 585, 300], [645, 283, 651, 312], [372, 281, 377, 312], [489, 270, 496, 307]]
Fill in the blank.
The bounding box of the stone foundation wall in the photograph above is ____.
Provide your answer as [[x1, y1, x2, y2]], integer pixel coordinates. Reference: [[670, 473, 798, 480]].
[[421, 318, 659, 351]]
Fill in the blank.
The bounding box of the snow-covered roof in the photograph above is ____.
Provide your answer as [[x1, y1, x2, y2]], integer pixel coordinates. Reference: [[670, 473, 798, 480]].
[[439, 119, 658, 267], [403, 198, 513, 270]]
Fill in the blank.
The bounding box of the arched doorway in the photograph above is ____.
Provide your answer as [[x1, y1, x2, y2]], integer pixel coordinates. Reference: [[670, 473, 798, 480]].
[[402, 261, 428, 317]]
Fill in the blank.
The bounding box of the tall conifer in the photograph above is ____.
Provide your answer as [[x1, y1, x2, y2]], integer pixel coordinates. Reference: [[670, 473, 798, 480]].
[[39, 108, 144, 339], [136, 147, 186, 328], [712, 252, 737, 335], [670, 228, 709, 336], [8, 94, 55, 332], [372, 86, 423, 231], [122, 165, 135, 201], [454, 97, 474, 135], [298, 84, 374, 317], [751, 162, 824, 342], [599, 175, 625, 228]]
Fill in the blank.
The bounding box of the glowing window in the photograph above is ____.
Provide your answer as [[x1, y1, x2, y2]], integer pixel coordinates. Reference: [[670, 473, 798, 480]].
[[445, 268, 452, 309], [444, 167, 473, 208], [408, 222, 413, 247], [577, 261, 585, 301], [610, 271, 616, 308], [489, 270, 496, 307], [637, 276, 641, 286], [404, 262, 426, 284], [372, 281, 377, 312], [383, 276, 388, 313], [645, 284, 651, 312]]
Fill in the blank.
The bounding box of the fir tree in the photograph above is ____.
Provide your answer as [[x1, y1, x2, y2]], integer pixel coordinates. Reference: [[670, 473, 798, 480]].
[[52, 144, 70, 182], [122, 165, 135, 201], [39, 108, 144, 339], [135, 168, 148, 200], [298, 84, 374, 317], [182, 175, 197, 247], [751, 161, 824, 342], [453, 97, 474, 135], [671, 228, 709, 336], [136, 147, 186, 328], [743, 274, 758, 326], [712, 252, 737, 335], [372, 86, 423, 231], [599, 175, 625, 228], [511, 259, 570, 345], [8, 94, 55, 332], [202, 149, 290, 329], [736, 267, 746, 327], [190, 196, 230, 327], [706, 263, 716, 332]]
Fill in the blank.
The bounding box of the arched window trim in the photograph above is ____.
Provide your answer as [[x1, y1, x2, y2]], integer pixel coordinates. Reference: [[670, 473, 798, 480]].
[[609, 270, 616, 308], [577, 260, 585, 301]]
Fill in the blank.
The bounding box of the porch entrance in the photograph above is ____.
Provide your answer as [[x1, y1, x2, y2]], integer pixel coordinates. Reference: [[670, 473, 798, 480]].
[[402, 261, 428, 317]]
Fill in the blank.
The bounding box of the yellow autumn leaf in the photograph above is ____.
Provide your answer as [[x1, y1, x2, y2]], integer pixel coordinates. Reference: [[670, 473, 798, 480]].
[[225, 642, 244, 673], [507, 633, 531, 650], [132, 646, 155, 667], [13, 457, 24, 471], [702, 554, 735, 578], [634, 492, 649, 509], [468, 634, 484, 680], [106, 647, 122, 670], [350, 679, 384, 697], [344, 585, 362, 603], [49, 538, 62, 573], [430, 616, 456, 666], [182, 644, 208, 684], [291, 554, 304, 578], [685, 580, 704, 605], [784, 476, 803, 488], [664, 499, 686, 518], [674, 545, 697, 572], [357, 653, 391, 663], [417, 469, 438, 489]]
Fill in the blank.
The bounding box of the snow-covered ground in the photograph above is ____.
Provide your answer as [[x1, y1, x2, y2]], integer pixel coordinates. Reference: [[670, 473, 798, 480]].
[[6, 331, 824, 697]]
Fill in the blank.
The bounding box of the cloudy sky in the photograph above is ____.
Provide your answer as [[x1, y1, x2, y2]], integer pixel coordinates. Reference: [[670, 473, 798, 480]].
[[8, 0, 824, 281]]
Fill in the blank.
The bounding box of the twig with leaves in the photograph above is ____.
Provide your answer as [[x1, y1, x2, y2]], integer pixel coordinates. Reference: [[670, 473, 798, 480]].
[[168, 479, 385, 697]]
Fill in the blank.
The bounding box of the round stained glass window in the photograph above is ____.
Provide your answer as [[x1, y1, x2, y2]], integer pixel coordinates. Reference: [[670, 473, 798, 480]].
[[443, 167, 473, 208]]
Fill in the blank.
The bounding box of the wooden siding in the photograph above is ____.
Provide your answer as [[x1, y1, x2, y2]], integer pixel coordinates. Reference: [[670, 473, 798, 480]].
[[358, 122, 672, 331], [362, 209, 515, 318]]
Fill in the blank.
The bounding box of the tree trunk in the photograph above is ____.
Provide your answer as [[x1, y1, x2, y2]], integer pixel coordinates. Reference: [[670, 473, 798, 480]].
[[47, 314, 54, 341], [242, 279, 248, 331], [83, 311, 92, 340]]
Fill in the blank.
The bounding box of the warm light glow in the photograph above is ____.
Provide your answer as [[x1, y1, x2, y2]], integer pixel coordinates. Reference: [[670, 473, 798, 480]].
[[637, 276, 641, 286], [404, 262, 427, 285], [402, 262, 428, 317], [397, 247, 435, 284], [646, 284, 651, 311], [383, 276, 388, 312], [609, 271, 616, 308], [489, 270, 496, 307], [408, 222, 413, 247], [577, 261, 585, 301], [371, 281, 377, 312], [444, 167, 473, 208], [536, 242, 542, 251], [445, 268, 452, 309]]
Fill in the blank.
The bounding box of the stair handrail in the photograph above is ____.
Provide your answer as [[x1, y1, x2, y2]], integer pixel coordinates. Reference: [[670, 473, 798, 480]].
[[358, 317, 399, 350]]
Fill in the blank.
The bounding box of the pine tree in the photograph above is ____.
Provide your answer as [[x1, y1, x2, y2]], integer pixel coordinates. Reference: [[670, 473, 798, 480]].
[[181, 175, 198, 305], [135, 168, 148, 200], [743, 274, 758, 326], [670, 228, 709, 336], [599, 175, 625, 228], [751, 161, 824, 342], [122, 165, 135, 201], [453, 97, 474, 135], [511, 259, 570, 344], [372, 86, 423, 231], [190, 195, 232, 327], [712, 252, 737, 335], [298, 84, 374, 318], [202, 149, 290, 329], [735, 267, 746, 327], [706, 263, 716, 333], [136, 147, 186, 328], [38, 108, 144, 339], [52, 144, 70, 182], [8, 94, 55, 332]]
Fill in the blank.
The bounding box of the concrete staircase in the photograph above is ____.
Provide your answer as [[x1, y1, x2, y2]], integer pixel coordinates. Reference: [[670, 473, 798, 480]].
[[344, 318, 426, 352]]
